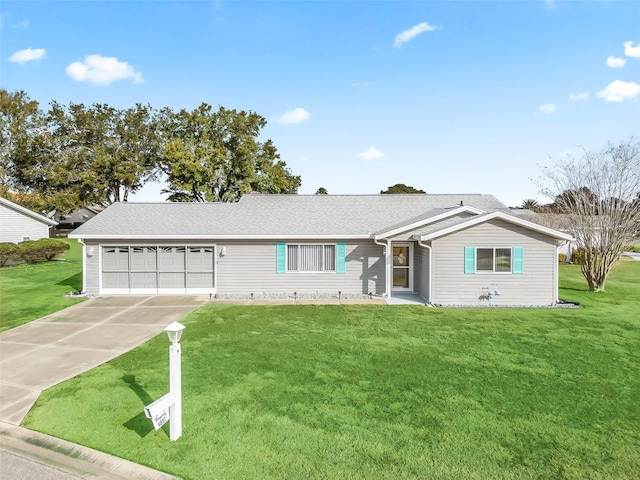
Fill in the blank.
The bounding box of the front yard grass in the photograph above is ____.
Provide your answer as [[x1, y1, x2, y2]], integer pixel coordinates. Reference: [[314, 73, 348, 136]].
[[0, 238, 84, 332], [23, 260, 640, 479]]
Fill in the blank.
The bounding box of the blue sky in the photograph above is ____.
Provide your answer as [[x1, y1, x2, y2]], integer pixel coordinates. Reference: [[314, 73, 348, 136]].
[[1, 0, 639, 207]]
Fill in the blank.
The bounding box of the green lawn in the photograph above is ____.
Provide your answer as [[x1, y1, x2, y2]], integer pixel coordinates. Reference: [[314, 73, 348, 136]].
[[0, 238, 84, 332], [23, 261, 640, 479]]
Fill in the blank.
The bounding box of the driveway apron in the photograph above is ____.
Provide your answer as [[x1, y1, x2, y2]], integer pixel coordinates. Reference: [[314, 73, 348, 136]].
[[0, 296, 207, 426]]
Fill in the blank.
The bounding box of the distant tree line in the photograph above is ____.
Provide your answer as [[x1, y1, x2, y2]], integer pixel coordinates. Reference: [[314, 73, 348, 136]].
[[0, 89, 301, 213]]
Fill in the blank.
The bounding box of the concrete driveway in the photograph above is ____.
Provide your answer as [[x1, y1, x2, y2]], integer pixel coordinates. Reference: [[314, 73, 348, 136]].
[[0, 296, 207, 426]]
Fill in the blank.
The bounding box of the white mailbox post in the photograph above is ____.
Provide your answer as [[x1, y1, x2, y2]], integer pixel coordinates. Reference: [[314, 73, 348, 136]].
[[144, 321, 185, 441]]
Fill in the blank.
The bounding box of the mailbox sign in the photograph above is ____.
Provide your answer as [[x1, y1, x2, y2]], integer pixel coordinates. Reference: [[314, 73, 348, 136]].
[[151, 408, 169, 430]]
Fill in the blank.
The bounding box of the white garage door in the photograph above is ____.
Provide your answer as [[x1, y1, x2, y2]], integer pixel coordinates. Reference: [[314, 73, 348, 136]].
[[101, 245, 215, 294]]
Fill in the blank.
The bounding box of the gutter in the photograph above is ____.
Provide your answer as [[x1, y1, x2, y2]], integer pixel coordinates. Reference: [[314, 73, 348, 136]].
[[373, 237, 391, 299]]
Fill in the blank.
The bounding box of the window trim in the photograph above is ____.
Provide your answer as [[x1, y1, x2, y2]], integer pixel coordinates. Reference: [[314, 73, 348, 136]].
[[465, 246, 523, 274], [286, 243, 337, 273]]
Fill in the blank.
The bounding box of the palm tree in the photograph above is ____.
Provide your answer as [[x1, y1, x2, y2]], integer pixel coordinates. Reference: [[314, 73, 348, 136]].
[[520, 199, 540, 211]]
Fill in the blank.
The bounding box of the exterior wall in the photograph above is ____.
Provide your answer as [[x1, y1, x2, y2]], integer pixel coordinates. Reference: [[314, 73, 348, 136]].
[[415, 243, 431, 301], [81, 239, 386, 297], [431, 219, 558, 306], [216, 240, 385, 297], [0, 203, 51, 243]]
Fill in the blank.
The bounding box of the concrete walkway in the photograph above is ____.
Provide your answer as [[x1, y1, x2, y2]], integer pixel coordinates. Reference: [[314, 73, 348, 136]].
[[0, 296, 206, 480], [0, 295, 207, 426]]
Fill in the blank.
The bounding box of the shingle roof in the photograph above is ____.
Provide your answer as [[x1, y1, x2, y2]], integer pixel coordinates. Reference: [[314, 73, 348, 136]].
[[69, 194, 508, 239]]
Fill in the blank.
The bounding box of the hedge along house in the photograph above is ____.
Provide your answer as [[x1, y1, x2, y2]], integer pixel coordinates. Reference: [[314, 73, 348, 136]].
[[69, 194, 572, 306]]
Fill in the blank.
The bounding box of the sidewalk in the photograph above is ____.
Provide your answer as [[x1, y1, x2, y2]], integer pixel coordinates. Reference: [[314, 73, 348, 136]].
[[0, 421, 180, 480]]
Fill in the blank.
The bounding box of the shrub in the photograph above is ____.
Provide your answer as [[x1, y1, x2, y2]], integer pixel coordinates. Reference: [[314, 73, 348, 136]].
[[17, 238, 70, 264], [0, 242, 20, 266], [37, 238, 70, 261], [628, 244, 640, 253], [571, 248, 588, 265], [558, 253, 567, 263]]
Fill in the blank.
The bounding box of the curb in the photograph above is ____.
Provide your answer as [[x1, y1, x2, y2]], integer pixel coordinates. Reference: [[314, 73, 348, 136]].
[[0, 421, 181, 480]]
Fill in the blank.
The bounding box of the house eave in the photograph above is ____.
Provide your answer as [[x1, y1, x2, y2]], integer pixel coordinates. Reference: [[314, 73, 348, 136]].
[[68, 233, 372, 241], [414, 211, 574, 241], [373, 205, 485, 240]]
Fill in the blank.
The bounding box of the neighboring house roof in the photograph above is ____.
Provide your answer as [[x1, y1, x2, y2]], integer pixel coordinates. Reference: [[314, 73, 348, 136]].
[[0, 197, 58, 227], [69, 193, 569, 241], [51, 206, 103, 225]]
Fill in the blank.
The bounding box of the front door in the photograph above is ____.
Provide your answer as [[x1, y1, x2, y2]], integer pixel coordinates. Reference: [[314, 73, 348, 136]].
[[392, 244, 413, 291]]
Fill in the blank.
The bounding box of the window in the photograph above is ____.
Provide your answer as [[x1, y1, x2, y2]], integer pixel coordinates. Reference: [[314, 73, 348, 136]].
[[287, 244, 336, 272], [476, 248, 511, 272], [465, 246, 523, 274]]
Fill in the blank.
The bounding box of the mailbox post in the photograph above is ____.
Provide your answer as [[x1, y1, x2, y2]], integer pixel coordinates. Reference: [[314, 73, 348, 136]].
[[145, 321, 185, 441], [165, 321, 185, 441]]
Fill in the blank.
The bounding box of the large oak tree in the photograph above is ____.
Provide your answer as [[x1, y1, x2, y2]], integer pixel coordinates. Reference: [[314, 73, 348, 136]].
[[162, 103, 300, 202]]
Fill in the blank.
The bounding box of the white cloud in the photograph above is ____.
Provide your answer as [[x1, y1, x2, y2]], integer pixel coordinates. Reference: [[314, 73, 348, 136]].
[[358, 147, 384, 161], [569, 91, 590, 101], [606, 56, 626, 68], [393, 22, 438, 48], [624, 41, 640, 58], [65, 54, 144, 85], [12, 20, 29, 29], [8, 48, 46, 64], [539, 104, 556, 114], [276, 107, 310, 125], [597, 80, 640, 102]]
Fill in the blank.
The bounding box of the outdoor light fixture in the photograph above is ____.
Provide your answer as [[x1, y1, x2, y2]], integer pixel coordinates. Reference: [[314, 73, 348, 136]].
[[165, 322, 185, 344], [219, 246, 227, 257], [87, 247, 94, 257]]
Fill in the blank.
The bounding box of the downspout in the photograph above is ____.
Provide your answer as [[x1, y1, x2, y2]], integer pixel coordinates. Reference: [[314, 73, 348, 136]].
[[78, 238, 87, 294], [555, 239, 569, 304], [373, 237, 391, 299], [417, 240, 432, 304]]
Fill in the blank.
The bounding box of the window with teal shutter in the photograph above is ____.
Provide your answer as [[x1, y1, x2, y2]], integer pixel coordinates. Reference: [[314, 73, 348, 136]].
[[276, 243, 286, 273], [464, 246, 476, 273], [336, 243, 346, 274], [512, 247, 524, 274]]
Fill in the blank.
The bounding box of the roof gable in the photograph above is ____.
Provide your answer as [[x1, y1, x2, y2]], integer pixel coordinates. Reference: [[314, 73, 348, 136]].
[[0, 197, 58, 226], [414, 211, 573, 241]]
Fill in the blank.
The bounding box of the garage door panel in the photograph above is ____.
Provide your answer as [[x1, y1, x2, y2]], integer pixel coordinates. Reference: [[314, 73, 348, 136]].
[[131, 247, 157, 271], [130, 272, 157, 289], [158, 272, 185, 289], [103, 272, 129, 289], [187, 272, 214, 288], [159, 247, 185, 271]]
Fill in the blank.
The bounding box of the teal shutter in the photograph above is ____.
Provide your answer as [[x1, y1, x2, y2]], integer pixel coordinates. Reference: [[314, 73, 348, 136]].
[[336, 243, 346, 274], [512, 247, 524, 274], [464, 246, 476, 274], [276, 243, 286, 273]]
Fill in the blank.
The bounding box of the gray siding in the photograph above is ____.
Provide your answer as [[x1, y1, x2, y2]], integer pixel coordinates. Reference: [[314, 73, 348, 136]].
[[82, 239, 386, 297], [216, 240, 385, 297], [0, 203, 51, 243], [431, 219, 557, 306], [415, 243, 431, 301]]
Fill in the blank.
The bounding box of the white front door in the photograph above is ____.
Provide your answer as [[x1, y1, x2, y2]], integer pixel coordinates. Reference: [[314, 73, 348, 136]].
[[392, 244, 413, 291]]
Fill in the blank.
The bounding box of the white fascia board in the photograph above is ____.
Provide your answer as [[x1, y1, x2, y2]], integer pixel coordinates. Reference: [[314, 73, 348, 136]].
[[374, 206, 484, 240], [0, 197, 58, 226], [69, 234, 370, 241], [415, 211, 574, 241]]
